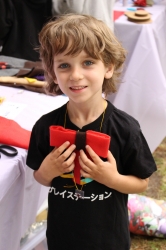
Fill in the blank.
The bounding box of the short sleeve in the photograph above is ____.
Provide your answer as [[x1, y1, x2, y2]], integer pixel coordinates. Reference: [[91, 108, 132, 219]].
[[26, 121, 50, 171], [122, 130, 157, 178]]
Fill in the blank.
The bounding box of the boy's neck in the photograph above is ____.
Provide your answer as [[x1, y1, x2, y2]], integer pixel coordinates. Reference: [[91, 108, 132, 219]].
[[67, 98, 107, 129]]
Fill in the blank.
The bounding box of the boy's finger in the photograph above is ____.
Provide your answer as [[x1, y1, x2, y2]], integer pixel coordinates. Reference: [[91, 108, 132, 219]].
[[85, 145, 101, 162], [60, 145, 76, 162], [79, 150, 90, 164], [54, 141, 75, 157], [107, 150, 115, 163], [52, 141, 69, 153]]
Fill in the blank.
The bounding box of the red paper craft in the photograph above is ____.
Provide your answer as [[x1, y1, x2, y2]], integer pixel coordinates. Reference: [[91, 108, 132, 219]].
[[0, 116, 31, 149], [134, 0, 146, 7], [50, 126, 111, 184], [113, 11, 125, 21]]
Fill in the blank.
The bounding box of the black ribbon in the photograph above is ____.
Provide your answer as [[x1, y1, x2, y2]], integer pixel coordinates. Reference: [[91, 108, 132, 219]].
[[0, 145, 18, 158], [75, 132, 86, 150]]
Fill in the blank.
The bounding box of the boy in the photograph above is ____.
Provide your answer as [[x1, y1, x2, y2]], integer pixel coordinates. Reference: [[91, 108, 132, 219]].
[[26, 14, 157, 250]]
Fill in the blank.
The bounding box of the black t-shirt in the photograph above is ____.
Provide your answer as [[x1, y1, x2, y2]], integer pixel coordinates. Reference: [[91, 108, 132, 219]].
[[26, 101, 157, 250]]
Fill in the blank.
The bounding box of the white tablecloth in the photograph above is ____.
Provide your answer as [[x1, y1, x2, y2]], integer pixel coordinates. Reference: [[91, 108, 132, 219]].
[[108, 3, 166, 152], [0, 148, 42, 250], [0, 84, 68, 250]]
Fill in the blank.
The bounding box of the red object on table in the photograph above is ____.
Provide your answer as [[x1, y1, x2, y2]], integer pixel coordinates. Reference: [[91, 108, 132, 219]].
[[0, 61, 13, 69], [134, 0, 147, 7], [113, 10, 125, 21], [50, 126, 111, 184], [0, 116, 31, 149]]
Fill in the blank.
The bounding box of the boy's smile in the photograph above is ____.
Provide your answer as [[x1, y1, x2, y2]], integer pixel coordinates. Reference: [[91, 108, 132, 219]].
[[53, 50, 113, 105]]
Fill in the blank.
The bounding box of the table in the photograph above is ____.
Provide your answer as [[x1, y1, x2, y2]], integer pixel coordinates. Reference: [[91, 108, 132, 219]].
[[0, 148, 46, 250], [108, 3, 166, 152], [0, 71, 68, 250]]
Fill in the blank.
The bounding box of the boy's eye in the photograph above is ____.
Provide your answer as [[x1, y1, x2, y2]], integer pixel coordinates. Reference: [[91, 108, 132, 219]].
[[59, 63, 69, 69], [84, 61, 93, 66]]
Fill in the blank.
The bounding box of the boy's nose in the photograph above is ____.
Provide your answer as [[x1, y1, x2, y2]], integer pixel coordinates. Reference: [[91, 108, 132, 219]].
[[69, 67, 84, 81]]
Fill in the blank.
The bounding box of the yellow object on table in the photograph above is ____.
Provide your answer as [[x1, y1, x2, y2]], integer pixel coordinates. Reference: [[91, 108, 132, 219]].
[[36, 209, 48, 222], [0, 76, 46, 87], [0, 97, 5, 104]]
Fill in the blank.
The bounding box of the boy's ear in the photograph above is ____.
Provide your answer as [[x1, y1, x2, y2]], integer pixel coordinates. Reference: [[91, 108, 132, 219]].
[[53, 78, 58, 84], [104, 64, 114, 79]]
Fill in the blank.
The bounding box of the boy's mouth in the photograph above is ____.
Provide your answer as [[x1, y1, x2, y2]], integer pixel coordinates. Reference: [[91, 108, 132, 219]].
[[70, 86, 87, 90]]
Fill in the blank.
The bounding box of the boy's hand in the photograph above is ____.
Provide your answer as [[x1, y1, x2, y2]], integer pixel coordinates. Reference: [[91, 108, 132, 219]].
[[79, 145, 119, 188], [38, 141, 76, 183]]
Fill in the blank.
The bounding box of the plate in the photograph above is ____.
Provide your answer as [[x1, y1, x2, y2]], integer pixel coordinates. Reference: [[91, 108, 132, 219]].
[[125, 11, 151, 22], [135, 10, 148, 16]]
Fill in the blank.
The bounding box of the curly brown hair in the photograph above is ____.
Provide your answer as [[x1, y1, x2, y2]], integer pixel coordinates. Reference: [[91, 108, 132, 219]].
[[39, 13, 126, 96]]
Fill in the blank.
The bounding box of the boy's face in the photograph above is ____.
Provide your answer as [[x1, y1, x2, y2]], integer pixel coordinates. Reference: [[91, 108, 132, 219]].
[[53, 50, 113, 104]]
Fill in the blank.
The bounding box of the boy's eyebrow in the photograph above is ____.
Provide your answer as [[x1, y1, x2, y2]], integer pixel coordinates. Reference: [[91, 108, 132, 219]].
[[54, 54, 94, 63], [54, 59, 65, 63]]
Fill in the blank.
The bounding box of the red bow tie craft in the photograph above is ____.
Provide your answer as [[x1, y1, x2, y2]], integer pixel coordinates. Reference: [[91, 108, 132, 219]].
[[50, 126, 111, 184]]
